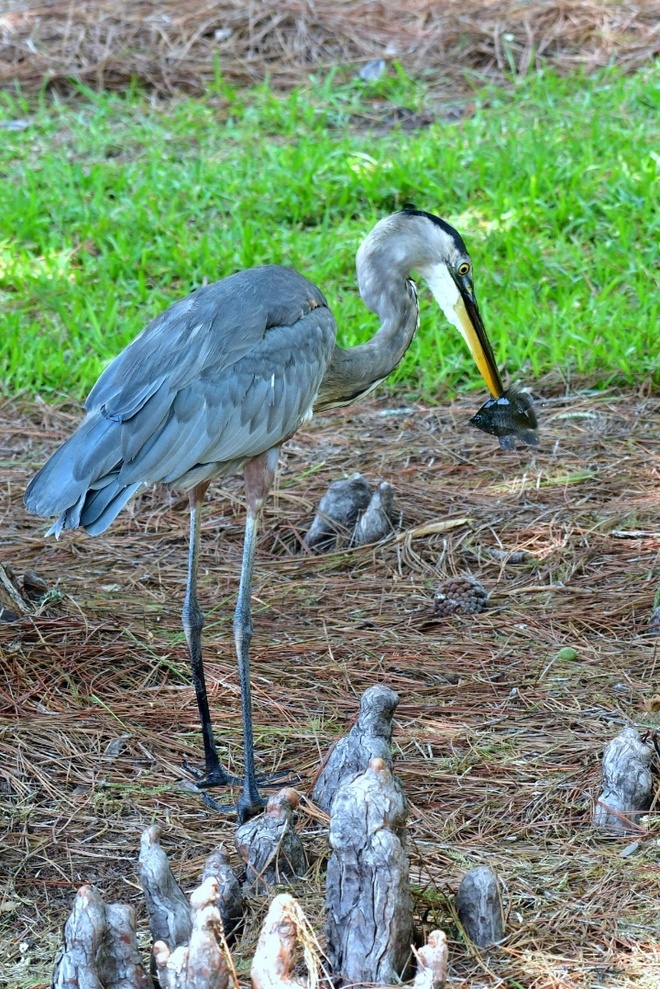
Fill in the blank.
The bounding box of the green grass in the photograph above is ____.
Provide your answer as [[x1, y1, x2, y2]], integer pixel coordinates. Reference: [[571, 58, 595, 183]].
[[1, 64, 659, 398]]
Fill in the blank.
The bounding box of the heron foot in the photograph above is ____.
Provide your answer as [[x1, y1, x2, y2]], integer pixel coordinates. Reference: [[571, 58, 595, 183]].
[[184, 759, 298, 793], [192, 768, 302, 821], [237, 788, 267, 823], [234, 769, 302, 822], [256, 768, 301, 787], [197, 788, 266, 822], [231, 769, 302, 822], [182, 759, 242, 788]]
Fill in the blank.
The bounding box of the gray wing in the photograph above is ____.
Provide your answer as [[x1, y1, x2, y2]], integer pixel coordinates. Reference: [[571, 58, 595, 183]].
[[108, 267, 335, 486], [25, 265, 336, 530]]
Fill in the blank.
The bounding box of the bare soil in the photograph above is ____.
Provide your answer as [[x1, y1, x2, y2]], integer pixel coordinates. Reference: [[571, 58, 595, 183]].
[[1, 389, 659, 987]]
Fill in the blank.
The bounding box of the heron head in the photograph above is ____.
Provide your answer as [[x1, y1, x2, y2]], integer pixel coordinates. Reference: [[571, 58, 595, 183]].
[[357, 208, 504, 398], [399, 207, 504, 398]]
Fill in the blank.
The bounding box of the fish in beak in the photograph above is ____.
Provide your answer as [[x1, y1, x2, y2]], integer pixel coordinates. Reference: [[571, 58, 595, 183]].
[[470, 388, 539, 448], [424, 261, 539, 448]]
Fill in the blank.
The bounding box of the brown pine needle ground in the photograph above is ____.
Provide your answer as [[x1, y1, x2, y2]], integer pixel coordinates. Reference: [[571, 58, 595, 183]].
[[1, 388, 659, 987], [2, 1, 659, 98]]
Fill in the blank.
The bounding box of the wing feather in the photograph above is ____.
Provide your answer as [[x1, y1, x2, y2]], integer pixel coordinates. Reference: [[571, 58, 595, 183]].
[[88, 266, 329, 417], [112, 277, 336, 488], [26, 264, 336, 533]]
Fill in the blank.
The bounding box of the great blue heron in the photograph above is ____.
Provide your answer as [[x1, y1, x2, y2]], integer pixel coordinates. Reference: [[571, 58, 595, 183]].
[[25, 207, 514, 820]]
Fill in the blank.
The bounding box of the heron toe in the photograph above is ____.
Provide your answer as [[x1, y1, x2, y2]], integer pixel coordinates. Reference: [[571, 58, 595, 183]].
[[236, 790, 268, 824], [183, 759, 242, 789]]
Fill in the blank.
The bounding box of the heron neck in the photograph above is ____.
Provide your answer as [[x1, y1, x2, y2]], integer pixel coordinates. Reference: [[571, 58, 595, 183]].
[[314, 276, 419, 412]]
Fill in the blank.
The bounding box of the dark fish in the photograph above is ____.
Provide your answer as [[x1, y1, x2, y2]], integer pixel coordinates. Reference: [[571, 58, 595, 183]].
[[470, 388, 539, 448]]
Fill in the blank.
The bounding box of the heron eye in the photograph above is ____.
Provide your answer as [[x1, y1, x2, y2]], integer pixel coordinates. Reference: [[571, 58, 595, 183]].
[[457, 262, 471, 277]]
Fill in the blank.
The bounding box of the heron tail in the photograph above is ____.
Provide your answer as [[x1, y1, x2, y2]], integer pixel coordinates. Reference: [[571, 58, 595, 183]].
[[24, 412, 141, 536]]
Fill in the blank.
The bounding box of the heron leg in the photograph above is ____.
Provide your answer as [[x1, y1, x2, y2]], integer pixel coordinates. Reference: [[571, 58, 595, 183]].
[[183, 482, 235, 787], [234, 448, 281, 822]]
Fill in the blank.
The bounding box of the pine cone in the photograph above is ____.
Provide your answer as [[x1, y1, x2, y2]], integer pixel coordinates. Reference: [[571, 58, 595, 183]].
[[434, 576, 488, 616]]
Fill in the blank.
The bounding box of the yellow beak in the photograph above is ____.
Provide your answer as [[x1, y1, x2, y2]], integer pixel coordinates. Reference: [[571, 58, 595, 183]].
[[453, 291, 504, 399]]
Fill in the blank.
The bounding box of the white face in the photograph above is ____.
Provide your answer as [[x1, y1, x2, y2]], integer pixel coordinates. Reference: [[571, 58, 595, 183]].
[[417, 258, 503, 398], [418, 262, 466, 343]]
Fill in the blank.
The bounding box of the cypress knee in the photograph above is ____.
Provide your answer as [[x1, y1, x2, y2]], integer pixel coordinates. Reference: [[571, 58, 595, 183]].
[[325, 757, 413, 985]]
